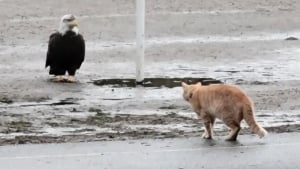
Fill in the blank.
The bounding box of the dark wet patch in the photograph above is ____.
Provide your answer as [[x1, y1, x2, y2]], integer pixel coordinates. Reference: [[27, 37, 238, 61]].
[[0, 96, 13, 104], [70, 108, 82, 112], [101, 98, 131, 101], [265, 124, 300, 133], [23, 96, 51, 103], [3, 121, 32, 133], [4, 98, 79, 108], [0, 111, 22, 118], [1, 124, 299, 146], [0, 129, 183, 145], [250, 81, 272, 85], [93, 78, 222, 88], [285, 37, 298, 40], [272, 120, 295, 123], [45, 122, 60, 127], [88, 107, 103, 113], [70, 112, 199, 126], [159, 104, 180, 110], [262, 73, 273, 77], [50, 99, 78, 106], [214, 70, 240, 73], [235, 79, 272, 85], [256, 114, 272, 117], [71, 128, 96, 133]]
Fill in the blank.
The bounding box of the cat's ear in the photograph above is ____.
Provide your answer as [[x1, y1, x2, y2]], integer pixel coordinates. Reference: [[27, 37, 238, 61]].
[[181, 82, 188, 88], [189, 92, 193, 99], [197, 82, 202, 86]]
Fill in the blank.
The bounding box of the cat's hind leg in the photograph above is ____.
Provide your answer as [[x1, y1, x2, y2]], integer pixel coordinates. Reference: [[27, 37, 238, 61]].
[[210, 117, 216, 135], [224, 121, 241, 141]]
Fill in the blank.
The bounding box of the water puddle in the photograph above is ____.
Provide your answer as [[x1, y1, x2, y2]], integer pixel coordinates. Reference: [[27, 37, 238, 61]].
[[93, 77, 222, 88], [0, 98, 78, 108]]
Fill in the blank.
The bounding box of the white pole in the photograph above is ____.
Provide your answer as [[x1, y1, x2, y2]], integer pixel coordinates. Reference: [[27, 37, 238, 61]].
[[136, 0, 145, 83]]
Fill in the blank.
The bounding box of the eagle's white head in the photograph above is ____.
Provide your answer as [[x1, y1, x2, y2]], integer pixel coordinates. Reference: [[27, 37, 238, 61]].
[[58, 14, 79, 36]]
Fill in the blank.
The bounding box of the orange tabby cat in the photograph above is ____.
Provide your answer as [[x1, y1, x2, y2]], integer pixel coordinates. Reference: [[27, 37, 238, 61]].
[[182, 82, 267, 141]]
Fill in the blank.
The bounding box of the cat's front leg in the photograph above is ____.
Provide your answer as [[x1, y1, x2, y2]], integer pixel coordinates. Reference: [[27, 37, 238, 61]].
[[196, 113, 208, 138], [201, 115, 213, 139], [196, 112, 209, 138], [202, 122, 212, 139]]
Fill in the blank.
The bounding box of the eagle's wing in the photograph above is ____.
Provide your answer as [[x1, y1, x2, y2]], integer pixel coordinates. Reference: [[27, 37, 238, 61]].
[[76, 34, 85, 69], [45, 32, 61, 68]]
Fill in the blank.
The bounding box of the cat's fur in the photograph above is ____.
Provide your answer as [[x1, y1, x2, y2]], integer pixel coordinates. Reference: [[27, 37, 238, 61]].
[[182, 82, 267, 141]]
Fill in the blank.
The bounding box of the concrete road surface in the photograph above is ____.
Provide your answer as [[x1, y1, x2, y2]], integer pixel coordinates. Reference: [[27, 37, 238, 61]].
[[0, 132, 299, 169]]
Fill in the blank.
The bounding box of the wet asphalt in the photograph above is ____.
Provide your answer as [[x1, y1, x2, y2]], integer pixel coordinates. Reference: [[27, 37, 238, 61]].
[[0, 132, 299, 169], [1, 0, 300, 150]]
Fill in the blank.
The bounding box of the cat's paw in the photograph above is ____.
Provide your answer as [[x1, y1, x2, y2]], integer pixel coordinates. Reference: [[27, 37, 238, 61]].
[[203, 135, 212, 139], [202, 133, 212, 139], [201, 132, 207, 138], [225, 136, 237, 141]]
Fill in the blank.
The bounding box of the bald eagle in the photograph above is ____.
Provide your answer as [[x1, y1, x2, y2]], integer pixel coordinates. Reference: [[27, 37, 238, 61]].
[[46, 14, 85, 82]]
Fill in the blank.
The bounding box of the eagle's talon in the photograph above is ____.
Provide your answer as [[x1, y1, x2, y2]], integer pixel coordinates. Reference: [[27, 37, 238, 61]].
[[51, 75, 65, 82], [66, 76, 77, 83]]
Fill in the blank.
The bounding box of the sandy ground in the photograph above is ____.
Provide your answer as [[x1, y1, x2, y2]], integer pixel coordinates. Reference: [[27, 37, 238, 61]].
[[0, 0, 300, 145]]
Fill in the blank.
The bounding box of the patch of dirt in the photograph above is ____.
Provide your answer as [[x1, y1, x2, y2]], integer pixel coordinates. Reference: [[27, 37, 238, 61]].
[[0, 96, 13, 104], [159, 104, 180, 110], [70, 112, 199, 126], [1, 121, 32, 133], [0, 124, 299, 146]]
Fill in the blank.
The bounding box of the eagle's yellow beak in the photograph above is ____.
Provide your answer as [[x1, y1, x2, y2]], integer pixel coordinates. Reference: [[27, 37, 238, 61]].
[[69, 20, 78, 27]]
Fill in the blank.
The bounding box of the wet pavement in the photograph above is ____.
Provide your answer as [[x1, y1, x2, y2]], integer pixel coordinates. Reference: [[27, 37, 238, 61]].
[[0, 0, 300, 145], [0, 133, 300, 169]]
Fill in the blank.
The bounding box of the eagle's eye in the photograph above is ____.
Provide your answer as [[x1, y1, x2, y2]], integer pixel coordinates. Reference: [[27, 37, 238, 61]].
[[63, 18, 74, 23]]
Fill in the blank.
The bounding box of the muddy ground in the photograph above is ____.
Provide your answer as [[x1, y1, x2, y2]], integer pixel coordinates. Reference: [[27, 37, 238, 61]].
[[0, 0, 300, 145]]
